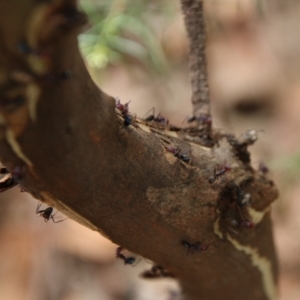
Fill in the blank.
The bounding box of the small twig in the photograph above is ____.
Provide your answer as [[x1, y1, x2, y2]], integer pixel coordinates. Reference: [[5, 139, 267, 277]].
[[180, 0, 210, 119]]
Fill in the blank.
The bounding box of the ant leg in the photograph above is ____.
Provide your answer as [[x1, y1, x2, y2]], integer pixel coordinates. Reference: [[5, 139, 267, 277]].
[[181, 114, 189, 125], [236, 206, 245, 221], [164, 118, 169, 130], [131, 257, 142, 267], [52, 210, 59, 217], [174, 148, 181, 158], [143, 107, 155, 120], [36, 201, 42, 214], [51, 215, 69, 223], [36, 211, 47, 218], [51, 214, 68, 223]]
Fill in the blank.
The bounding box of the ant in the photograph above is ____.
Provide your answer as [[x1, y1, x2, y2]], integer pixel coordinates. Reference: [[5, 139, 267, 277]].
[[238, 192, 251, 208], [258, 161, 269, 175], [115, 247, 138, 266], [36, 201, 67, 223], [208, 164, 231, 184], [181, 240, 209, 255], [230, 192, 255, 229], [115, 98, 133, 126], [226, 184, 254, 230], [144, 108, 169, 128], [115, 98, 129, 114], [165, 146, 191, 163], [235, 204, 254, 229], [140, 265, 175, 279], [240, 220, 254, 229], [232, 184, 252, 208], [230, 218, 254, 230], [186, 114, 212, 126]]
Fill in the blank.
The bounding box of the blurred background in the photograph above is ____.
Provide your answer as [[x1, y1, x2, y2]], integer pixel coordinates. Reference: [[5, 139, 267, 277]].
[[1, 0, 300, 299]]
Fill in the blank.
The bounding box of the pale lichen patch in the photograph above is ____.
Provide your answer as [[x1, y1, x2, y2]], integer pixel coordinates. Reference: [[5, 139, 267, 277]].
[[5, 108, 30, 137], [213, 214, 224, 239], [164, 152, 179, 164], [179, 166, 191, 181], [26, 83, 40, 122], [248, 206, 270, 225], [162, 130, 178, 138], [27, 55, 47, 75], [25, 4, 50, 74], [6, 128, 33, 167], [27, 4, 49, 48], [136, 123, 151, 133], [227, 234, 277, 300]]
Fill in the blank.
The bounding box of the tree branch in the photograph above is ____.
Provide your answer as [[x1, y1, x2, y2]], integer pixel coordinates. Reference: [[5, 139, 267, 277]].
[[0, 1, 278, 300]]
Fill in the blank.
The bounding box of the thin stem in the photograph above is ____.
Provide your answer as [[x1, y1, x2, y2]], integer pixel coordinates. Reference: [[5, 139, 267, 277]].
[[180, 0, 210, 118]]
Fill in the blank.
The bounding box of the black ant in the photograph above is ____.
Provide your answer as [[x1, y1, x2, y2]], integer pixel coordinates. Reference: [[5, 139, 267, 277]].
[[230, 218, 254, 230], [235, 204, 254, 229], [115, 98, 129, 113], [165, 146, 191, 163], [186, 113, 212, 126], [144, 108, 169, 128], [115, 98, 134, 127], [226, 184, 254, 230], [123, 115, 132, 126], [232, 184, 252, 208], [208, 164, 231, 184], [36, 202, 67, 223], [258, 161, 269, 175], [181, 240, 209, 255], [140, 265, 175, 279], [115, 247, 138, 265], [240, 220, 254, 229]]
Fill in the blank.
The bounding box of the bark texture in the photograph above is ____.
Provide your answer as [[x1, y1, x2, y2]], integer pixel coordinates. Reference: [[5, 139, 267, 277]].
[[0, 1, 278, 300]]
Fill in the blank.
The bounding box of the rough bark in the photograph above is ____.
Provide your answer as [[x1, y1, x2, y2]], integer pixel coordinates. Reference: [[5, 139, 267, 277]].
[[0, 1, 278, 300]]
